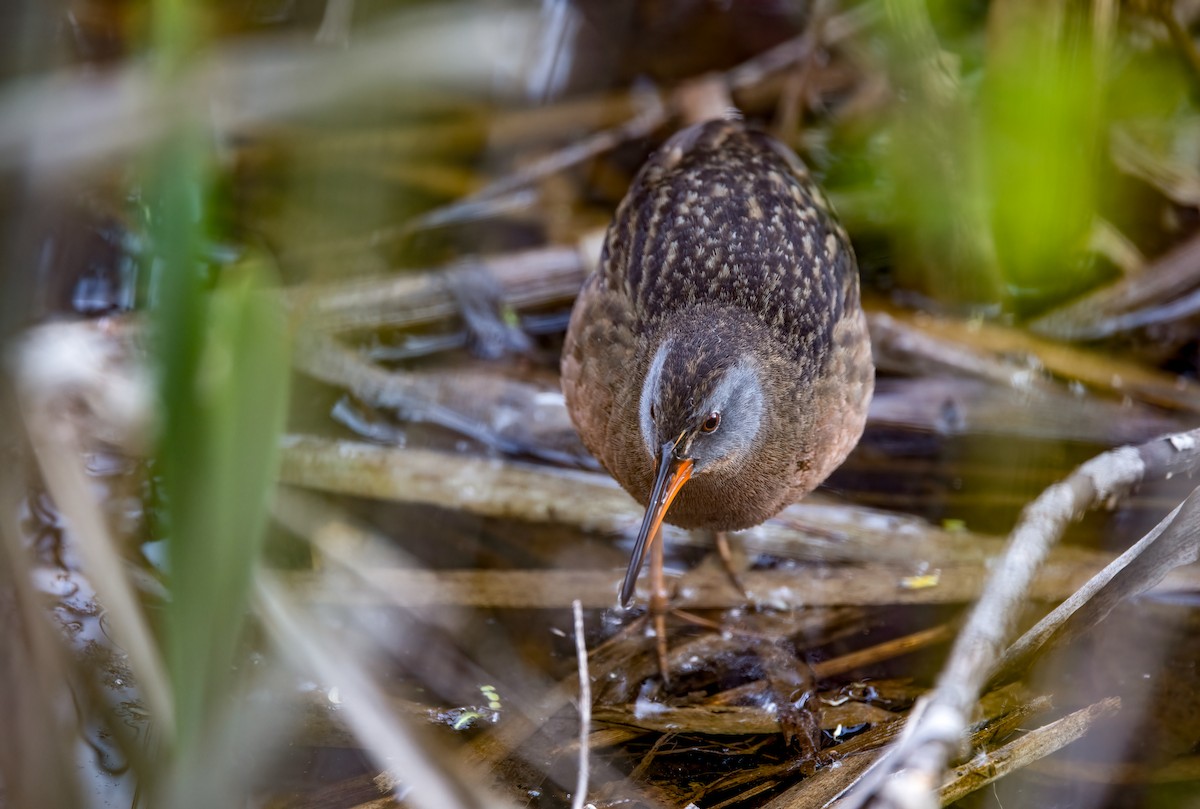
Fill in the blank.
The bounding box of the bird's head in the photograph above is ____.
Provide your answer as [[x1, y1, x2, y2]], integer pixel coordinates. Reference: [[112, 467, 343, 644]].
[[619, 329, 767, 605]]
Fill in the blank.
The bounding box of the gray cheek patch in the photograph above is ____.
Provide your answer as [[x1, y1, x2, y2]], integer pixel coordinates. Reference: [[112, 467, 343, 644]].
[[639, 337, 673, 456], [698, 361, 764, 465]]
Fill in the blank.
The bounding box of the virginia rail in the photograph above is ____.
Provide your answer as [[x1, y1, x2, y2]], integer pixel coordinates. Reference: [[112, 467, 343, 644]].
[[561, 119, 873, 642]]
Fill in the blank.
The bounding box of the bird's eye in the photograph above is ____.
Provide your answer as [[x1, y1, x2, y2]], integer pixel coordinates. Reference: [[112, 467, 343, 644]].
[[700, 411, 721, 433]]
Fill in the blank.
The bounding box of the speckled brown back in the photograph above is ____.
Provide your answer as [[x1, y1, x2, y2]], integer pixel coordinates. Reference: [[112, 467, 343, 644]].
[[598, 119, 857, 380]]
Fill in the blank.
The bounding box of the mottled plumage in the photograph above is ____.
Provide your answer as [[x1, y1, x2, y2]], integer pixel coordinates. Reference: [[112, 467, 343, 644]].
[[561, 119, 873, 602]]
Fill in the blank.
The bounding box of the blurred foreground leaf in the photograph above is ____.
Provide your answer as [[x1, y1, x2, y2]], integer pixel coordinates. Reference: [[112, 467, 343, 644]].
[[982, 1, 1104, 310], [149, 134, 290, 758], [882, 0, 1123, 313]]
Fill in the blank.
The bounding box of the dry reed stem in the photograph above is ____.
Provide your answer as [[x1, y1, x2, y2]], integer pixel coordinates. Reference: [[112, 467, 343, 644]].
[[936, 696, 1122, 805], [872, 306, 1200, 413], [1031, 230, 1200, 340], [276, 435, 1046, 565], [0, 6, 541, 174], [571, 600, 592, 809], [280, 564, 1200, 611]]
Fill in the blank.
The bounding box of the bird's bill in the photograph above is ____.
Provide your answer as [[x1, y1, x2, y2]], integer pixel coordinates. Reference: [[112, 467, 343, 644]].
[[619, 441, 694, 606]]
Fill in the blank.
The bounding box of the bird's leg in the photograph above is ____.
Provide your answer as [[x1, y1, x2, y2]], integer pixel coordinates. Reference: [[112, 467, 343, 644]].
[[650, 527, 671, 683], [713, 530, 749, 600]]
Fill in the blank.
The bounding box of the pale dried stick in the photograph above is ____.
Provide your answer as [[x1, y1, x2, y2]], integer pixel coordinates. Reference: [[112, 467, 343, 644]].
[[571, 600, 591, 809]]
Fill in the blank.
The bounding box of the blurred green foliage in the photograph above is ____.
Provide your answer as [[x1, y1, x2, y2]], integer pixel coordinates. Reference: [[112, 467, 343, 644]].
[[150, 167, 289, 760], [982, 4, 1101, 309], [870, 0, 1189, 315], [145, 0, 290, 780], [883, 0, 1002, 309]]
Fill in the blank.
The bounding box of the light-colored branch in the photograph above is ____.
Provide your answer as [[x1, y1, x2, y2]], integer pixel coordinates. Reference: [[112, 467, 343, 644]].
[[283, 244, 588, 334], [277, 435, 1127, 569], [990, 482, 1200, 687], [842, 427, 1200, 809]]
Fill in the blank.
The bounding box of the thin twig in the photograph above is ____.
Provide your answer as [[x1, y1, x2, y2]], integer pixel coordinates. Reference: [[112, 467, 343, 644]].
[[571, 600, 591, 809], [812, 623, 958, 681]]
